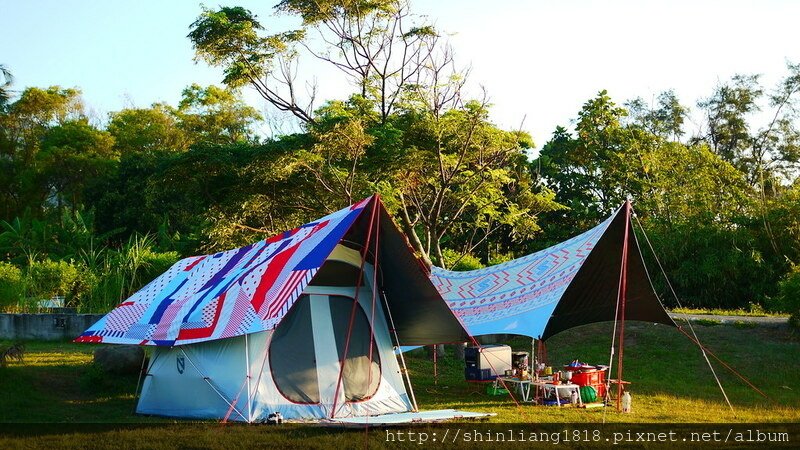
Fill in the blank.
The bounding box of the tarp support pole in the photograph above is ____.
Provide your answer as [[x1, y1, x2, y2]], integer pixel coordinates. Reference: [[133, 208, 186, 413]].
[[245, 333, 252, 423], [132, 347, 156, 413], [433, 345, 438, 385], [616, 201, 631, 412]]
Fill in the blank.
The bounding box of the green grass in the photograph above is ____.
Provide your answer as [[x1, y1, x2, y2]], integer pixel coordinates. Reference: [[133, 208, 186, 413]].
[[671, 307, 789, 318], [1, 322, 799, 448]]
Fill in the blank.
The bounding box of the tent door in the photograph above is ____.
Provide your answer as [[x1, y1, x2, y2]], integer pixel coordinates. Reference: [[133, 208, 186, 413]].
[[275, 285, 384, 416]]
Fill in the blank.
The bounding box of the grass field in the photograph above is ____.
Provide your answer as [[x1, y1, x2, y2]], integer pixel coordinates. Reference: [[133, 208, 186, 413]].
[[1, 320, 798, 448]]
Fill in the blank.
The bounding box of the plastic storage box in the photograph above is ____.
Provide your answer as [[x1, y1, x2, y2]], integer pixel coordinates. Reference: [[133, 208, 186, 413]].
[[464, 344, 512, 381]]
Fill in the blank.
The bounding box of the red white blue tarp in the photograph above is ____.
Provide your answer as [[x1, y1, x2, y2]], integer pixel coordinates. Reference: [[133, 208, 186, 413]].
[[76, 198, 372, 346]]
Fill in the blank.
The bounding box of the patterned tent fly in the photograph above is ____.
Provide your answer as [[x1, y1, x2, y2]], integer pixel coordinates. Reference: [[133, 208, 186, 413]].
[[76, 198, 372, 346], [431, 203, 675, 340]]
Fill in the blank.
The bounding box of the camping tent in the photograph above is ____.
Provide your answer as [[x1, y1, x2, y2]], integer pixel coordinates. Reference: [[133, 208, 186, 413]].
[[431, 201, 676, 340], [76, 196, 470, 421]]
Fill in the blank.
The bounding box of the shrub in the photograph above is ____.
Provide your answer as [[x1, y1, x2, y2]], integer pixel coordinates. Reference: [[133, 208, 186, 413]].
[[0, 262, 24, 310], [694, 318, 721, 327], [140, 250, 180, 282], [775, 264, 800, 329], [26, 259, 81, 304]]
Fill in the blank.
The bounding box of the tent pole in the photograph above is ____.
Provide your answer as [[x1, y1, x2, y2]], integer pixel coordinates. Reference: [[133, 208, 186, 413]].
[[132, 348, 159, 413], [131, 347, 148, 413], [381, 289, 419, 412], [245, 333, 252, 423], [616, 201, 631, 412], [330, 197, 379, 418], [433, 345, 438, 385]]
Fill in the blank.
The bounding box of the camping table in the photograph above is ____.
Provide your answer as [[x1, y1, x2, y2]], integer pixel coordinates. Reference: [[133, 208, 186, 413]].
[[530, 380, 583, 407], [494, 377, 533, 402]]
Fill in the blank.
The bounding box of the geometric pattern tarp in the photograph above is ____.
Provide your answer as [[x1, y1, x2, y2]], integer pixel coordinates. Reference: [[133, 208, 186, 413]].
[[76, 196, 469, 347], [76, 198, 371, 346], [431, 203, 675, 340]]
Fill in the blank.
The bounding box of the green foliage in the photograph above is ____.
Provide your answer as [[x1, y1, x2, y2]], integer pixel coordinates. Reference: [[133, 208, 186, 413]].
[[107, 104, 187, 153], [25, 258, 81, 303], [441, 248, 483, 271], [0, 262, 23, 309], [773, 265, 800, 326], [693, 318, 721, 327], [189, 7, 275, 88], [0, 4, 798, 317], [176, 84, 261, 145], [732, 320, 758, 330]]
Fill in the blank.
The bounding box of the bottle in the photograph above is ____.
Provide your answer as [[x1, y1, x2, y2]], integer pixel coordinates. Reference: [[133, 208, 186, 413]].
[[622, 392, 632, 413]]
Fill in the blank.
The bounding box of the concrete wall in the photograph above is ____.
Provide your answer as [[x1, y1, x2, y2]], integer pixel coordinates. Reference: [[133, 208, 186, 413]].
[[0, 314, 104, 341]]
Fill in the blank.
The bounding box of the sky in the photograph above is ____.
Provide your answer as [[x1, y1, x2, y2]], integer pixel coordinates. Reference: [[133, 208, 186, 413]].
[[2, 0, 800, 149]]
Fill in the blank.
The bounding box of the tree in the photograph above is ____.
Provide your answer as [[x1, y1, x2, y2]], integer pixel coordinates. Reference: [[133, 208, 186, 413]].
[[536, 90, 638, 235], [0, 86, 85, 164], [189, 6, 313, 123], [176, 84, 262, 145], [388, 98, 562, 266], [626, 90, 687, 140], [107, 104, 188, 154], [37, 119, 117, 213], [695, 63, 800, 255], [0, 87, 87, 219], [187, 2, 560, 266], [189, 1, 439, 125]]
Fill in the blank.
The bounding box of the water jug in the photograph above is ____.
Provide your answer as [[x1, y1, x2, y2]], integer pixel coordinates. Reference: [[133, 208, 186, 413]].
[[622, 392, 632, 413]]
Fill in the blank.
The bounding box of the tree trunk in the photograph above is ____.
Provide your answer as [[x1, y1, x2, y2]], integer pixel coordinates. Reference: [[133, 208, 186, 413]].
[[397, 203, 432, 268], [433, 238, 444, 268]]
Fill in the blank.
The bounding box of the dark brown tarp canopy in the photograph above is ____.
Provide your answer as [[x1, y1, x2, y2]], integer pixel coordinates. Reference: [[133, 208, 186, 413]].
[[542, 202, 675, 340]]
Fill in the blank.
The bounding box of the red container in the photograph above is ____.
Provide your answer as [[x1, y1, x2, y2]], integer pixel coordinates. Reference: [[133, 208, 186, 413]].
[[571, 369, 606, 398]]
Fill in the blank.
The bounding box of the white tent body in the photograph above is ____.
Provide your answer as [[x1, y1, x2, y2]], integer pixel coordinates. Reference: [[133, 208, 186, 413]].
[[136, 245, 414, 421]]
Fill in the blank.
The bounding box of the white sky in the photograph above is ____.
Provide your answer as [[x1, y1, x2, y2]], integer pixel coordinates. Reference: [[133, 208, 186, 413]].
[[2, 0, 799, 149]]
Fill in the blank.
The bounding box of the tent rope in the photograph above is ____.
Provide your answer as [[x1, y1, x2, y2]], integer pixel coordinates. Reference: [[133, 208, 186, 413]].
[[676, 327, 769, 398], [382, 289, 419, 412], [180, 348, 248, 422], [222, 371, 252, 423], [632, 213, 735, 414]]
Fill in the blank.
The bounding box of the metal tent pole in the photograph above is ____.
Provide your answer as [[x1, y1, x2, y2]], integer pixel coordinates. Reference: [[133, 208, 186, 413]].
[[616, 201, 631, 412], [330, 197, 379, 418], [245, 333, 252, 423]]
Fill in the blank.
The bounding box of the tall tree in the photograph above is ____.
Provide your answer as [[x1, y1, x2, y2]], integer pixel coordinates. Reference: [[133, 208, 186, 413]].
[[176, 84, 262, 145], [189, 1, 438, 125], [107, 103, 188, 154], [37, 119, 117, 214]]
